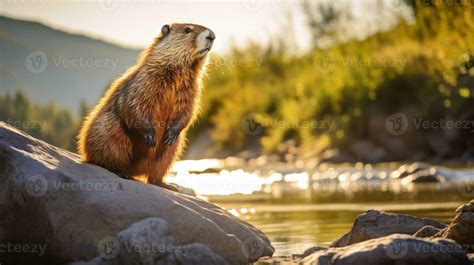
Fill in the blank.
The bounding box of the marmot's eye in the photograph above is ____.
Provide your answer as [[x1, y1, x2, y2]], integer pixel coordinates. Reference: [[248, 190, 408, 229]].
[[184, 27, 193, 34]]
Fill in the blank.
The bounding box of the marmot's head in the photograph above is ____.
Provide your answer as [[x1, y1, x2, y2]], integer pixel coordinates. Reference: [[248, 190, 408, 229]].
[[149, 23, 215, 66]]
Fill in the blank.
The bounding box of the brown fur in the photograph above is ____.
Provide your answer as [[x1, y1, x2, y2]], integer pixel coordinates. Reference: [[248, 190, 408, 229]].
[[77, 23, 214, 188]]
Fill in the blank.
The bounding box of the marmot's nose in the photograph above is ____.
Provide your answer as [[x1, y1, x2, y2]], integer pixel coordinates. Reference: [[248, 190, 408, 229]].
[[206, 30, 216, 41]]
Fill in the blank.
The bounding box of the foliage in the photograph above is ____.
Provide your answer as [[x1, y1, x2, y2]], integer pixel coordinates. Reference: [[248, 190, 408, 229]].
[[0, 91, 80, 151], [1, 2, 473, 159], [201, 2, 474, 158]]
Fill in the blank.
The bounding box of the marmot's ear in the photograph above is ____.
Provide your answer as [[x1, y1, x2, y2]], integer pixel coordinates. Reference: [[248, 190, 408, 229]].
[[161, 24, 171, 37]]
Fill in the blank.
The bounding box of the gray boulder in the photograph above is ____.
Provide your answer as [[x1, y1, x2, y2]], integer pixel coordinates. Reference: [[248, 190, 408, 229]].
[[435, 200, 474, 252], [331, 210, 446, 247], [414, 225, 444, 238], [71, 218, 228, 265], [0, 123, 274, 264], [304, 234, 470, 265]]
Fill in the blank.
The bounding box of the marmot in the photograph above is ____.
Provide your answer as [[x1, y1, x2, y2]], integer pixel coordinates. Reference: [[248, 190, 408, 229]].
[[77, 23, 215, 190]]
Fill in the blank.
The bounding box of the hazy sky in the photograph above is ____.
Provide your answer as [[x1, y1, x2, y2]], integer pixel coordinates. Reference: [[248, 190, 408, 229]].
[[0, 0, 406, 52]]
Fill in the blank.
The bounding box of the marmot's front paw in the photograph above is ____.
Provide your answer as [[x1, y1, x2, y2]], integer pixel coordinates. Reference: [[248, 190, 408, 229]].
[[114, 171, 131, 180], [163, 127, 179, 146], [144, 131, 156, 147]]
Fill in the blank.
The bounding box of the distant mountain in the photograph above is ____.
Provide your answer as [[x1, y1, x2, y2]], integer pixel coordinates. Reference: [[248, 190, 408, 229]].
[[0, 15, 140, 115]]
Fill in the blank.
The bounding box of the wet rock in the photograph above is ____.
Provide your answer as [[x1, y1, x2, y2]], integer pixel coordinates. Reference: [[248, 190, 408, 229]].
[[390, 162, 431, 179], [0, 123, 274, 264], [301, 246, 326, 257], [350, 140, 386, 163], [320, 148, 353, 163], [304, 234, 470, 265], [331, 210, 446, 247], [188, 168, 221, 174], [414, 225, 444, 238], [404, 168, 447, 183], [435, 200, 474, 252], [258, 235, 470, 265]]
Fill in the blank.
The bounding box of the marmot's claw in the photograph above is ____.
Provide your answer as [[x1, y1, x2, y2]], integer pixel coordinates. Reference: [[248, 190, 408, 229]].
[[114, 171, 131, 180], [144, 132, 156, 147], [163, 129, 178, 146]]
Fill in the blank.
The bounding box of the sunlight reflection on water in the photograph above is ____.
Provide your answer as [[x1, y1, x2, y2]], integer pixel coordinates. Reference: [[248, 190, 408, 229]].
[[168, 159, 473, 255], [168, 159, 474, 199]]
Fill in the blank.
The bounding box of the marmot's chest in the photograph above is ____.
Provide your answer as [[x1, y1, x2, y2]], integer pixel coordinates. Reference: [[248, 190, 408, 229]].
[[151, 86, 196, 120]]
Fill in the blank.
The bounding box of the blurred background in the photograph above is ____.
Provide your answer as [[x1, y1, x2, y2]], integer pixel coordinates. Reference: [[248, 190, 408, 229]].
[[1, 0, 473, 255]]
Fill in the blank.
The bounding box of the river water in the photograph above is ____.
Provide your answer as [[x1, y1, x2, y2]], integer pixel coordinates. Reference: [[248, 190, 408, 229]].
[[168, 159, 474, 256]]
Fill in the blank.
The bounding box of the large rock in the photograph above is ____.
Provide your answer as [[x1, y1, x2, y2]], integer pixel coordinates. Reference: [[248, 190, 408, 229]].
[[435, 200, 474, 252], [330, 210, 446, 247], [304, 234, 470, 265], [350, 140, 386, 163], [258, 235, 470, 265], [0, 123, 274, 264]]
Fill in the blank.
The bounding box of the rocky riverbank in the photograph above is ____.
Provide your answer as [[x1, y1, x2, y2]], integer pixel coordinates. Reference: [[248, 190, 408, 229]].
[[257, 200, 474, 264], [0, 123, 274, 264], [1, 122, 473, 265]]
